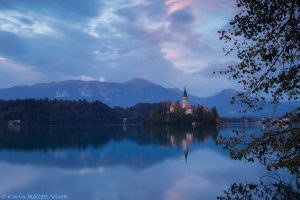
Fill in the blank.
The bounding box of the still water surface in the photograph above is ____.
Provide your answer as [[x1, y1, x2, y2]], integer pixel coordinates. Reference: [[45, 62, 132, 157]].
[[0, 125, 266, 200]]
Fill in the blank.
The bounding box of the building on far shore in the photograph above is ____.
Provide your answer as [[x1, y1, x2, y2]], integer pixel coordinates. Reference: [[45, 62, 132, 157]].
[[169, 87, 195, 114]]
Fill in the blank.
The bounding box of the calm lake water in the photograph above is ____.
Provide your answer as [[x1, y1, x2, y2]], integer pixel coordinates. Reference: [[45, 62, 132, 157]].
[[0, 125, 267, 200]]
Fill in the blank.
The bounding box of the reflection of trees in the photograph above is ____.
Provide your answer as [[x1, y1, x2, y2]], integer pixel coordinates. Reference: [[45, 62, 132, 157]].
[[0, 125, 151, 151], [0, 125, 219, 152], [145, 125, 219, 145]]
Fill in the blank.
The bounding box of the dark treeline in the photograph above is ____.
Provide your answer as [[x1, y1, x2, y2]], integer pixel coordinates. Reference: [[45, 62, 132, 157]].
[[0, 99, 221, 125], [144, 104, 220, 125], [0, 99, 161, 125]]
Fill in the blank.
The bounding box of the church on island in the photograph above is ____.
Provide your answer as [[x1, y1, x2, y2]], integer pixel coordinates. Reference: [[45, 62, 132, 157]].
[[169, 87, 196, 114]]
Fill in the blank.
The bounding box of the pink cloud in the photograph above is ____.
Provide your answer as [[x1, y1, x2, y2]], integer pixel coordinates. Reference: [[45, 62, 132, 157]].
[[165, 0, 195, 15], [165, 0, 235, 15], [165, 190, 184, 200]]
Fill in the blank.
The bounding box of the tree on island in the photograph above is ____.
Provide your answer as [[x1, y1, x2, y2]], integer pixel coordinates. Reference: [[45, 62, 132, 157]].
[[144, 104, 219, 125], [216, 0, 299, 198]]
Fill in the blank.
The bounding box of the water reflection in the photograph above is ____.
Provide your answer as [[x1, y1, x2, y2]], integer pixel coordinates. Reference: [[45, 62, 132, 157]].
[[145, 125, 219, 162], [0, 125, 266, 200], [0, 125, 220, 169]]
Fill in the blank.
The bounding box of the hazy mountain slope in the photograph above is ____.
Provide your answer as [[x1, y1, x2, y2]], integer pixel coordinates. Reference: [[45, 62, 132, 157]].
[[0, 79, 183, 107]]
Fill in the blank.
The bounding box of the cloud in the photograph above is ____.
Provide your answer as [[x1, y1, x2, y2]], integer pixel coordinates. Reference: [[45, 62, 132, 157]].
[[67, 75, 106, 82], [0, 56, 43, 87], [165, 0, 195, 15], [0, 10, 53, 36], [161, 42, 210, 73], [1, 0, 103, 22], [0, 0, 238, 96], [18, 17, 34, 25], [197, 60, 238, 77], [169, 7, 194, 24]]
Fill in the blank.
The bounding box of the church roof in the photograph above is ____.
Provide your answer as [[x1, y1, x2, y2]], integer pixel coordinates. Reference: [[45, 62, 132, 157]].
[[171, 101, 180, 107], [186, 104, 195, 109], [183, 87, 187, 97]]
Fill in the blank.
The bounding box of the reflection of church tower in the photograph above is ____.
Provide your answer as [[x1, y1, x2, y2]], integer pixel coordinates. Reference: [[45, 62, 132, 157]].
[[182, 139, 189, 162], [182, 87, 188, 109]]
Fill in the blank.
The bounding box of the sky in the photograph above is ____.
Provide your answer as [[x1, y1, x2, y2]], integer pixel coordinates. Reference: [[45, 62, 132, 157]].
[[0, 0, 239, 97]]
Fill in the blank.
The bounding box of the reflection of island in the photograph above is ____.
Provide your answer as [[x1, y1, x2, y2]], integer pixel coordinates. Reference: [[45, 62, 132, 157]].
[[145, 125, 219, 162], [0, 125, 220, 169]]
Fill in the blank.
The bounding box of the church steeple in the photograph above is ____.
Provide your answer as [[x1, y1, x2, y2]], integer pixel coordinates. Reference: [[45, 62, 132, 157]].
[[182, 87, 188, 108], [183, 87, 187, 97]]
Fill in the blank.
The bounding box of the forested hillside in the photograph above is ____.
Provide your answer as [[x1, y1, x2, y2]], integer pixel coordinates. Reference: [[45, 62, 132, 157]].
[[0, 99, 162, 125]]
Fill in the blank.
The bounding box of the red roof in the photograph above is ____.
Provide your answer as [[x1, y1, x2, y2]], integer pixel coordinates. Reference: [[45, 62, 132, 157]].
[[186, 104, 195, 109], [171, 102, 180, 107]]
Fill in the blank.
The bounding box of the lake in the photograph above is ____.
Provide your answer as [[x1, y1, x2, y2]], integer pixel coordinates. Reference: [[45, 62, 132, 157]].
[[0, 124, 267, 200]]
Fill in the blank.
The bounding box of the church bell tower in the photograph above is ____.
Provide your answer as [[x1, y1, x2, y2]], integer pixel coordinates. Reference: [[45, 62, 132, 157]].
[[182, 87, 188, 108]]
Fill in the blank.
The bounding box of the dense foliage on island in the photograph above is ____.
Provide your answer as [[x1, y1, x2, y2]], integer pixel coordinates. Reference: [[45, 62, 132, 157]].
[[0, 99, 161, 125], [144, 104, 220, 125]]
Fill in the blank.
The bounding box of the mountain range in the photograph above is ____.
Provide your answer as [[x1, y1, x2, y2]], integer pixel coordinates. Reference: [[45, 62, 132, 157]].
[[0, 78, 298, 117]]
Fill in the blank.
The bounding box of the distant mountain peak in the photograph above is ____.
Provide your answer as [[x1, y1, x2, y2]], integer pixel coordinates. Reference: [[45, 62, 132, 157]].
[[125, 78, 153, 84], [124, 78, 156, 88], [168, 88, 182, 94], [213, 88, 238, 97]]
